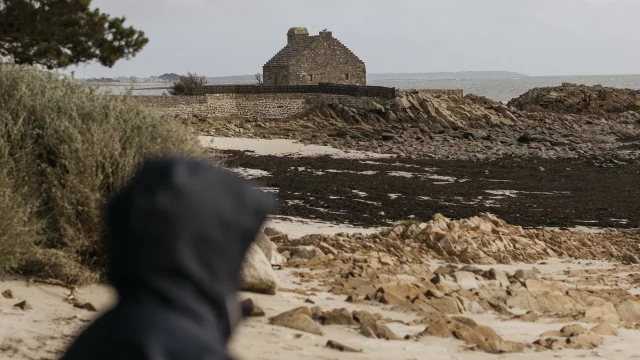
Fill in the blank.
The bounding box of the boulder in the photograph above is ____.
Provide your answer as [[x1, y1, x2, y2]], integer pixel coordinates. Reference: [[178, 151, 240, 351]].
[[590, 323, 618, 336], [513, 269, 538, 281], [560, 324, 587, 337], [582, 303, 622, 324], [453, 271, 479, 290], [255, 232, 287, 265], [269, 307, 323, 335], [615, 301, 640, 322], [240, 243, 278, 295], [290, 245, 325, 260], [320, 308, 357, 326], [566, 332, 603, 350], [240, 298, 265, 317], [486, 269, 510, 288]]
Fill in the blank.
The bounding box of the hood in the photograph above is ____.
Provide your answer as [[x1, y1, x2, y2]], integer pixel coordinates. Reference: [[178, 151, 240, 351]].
[[106, 157, 275, 340]]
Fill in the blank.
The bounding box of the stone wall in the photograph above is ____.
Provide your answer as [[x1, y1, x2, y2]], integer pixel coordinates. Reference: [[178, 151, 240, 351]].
[[132, 93, 389, 120]]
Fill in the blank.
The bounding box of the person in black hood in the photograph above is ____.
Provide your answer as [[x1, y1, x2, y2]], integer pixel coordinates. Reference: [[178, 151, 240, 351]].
[[61, 157, 275, 360]]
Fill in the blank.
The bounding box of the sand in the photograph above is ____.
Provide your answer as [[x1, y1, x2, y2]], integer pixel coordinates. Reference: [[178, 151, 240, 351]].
[[2, 258, 638, 360], [200, 136, 393, 159]]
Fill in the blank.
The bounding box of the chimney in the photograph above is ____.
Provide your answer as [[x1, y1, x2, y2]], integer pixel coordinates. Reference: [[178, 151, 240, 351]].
[[287, 27, 309, 44], [319, 29, 332, 38]]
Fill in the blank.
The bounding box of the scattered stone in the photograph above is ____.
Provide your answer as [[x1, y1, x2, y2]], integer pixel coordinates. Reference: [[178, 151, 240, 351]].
[[622, 252, 639, 264], [459, 265, 483, 275], [320, 308, 357, 326], [514, 311, 538, 323], [255, 232, 287, 265], [582, 303, 622, 324], [241, 298, 265, 317], [486, 269, 510, 288], [560, 324, 587, 337], [73, 302, 97, 312], [359, 326, 378, 339], [326, 340, 362, 353], [590, 323, 619, 336], [290, 246, 324, 260], [534, 337, 565, 350], [514, 269, 538, 281], [453, 271, 479, 290], [13, 300, 32, 311], [615, 301, 640, 322], [540, 330, 563, 338], [1, 289, 13, 299], [240, 243, 279, 295], [566, 332, 603, 350], [269, 307, 323, 336]]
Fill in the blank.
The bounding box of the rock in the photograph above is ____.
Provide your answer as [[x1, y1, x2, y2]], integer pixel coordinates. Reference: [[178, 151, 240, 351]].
[[534, 337, 565, 350], [1, 289, 13, 299], [73, 302, 97, 312], [483, 340, 525, 354], [486, 269, 510, 288], [590, 323, 618, 336], [263, 227, 281, 237], [517, 134, 557, 144], [376, 283, 421, 305], [269, 307, 323, 336], [560, 324, 587, 337], [326, 340, 362, 353], [359, 326, 378, 339], [566, 331, 603, 350], [524, 279, 567, 296], [514, 311, 538, 323], [622, 252, 639, 264], [317, 243, 338, 256], [459, 265, 484, 275], [240, 243, 278, 295], [371, 321, 401, 340], [290, 246, 325, 260], [352, 310, 401, 340], [453, 271, 479, 290], [424, 319, 452, 338], [424, 296, 461, 314], [540, 330, 563, 337], [582, 303, 622, 324], [241, 298, 265, 317], [452, 327, 487, 348], [513, 269, 538, 281], [13, 300, 32, 311], [320, 308, 357, 326], [255, 232, 287, 265], [615, 301, 640, 322], [434, 266, 456, 276]]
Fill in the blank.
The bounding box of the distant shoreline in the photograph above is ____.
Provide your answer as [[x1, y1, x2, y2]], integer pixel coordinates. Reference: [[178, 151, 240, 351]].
[[80, 81, 170, 86]]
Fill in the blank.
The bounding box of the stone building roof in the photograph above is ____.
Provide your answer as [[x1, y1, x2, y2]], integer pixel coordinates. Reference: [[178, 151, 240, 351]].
[[264, 29, 364, 67]]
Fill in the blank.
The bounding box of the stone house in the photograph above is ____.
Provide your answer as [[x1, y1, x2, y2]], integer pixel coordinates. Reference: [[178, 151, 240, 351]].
[[263, 27, 366, 86]]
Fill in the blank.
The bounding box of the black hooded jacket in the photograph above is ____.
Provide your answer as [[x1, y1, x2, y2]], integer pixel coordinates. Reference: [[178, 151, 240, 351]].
[[61, 157, 275, 360]]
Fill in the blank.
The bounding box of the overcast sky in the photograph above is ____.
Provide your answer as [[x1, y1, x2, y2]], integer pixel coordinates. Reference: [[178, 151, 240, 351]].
[[70, 0, 640, 78]]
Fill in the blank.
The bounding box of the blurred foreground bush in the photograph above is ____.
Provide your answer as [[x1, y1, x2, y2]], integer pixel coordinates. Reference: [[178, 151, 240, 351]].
[[0, 65, 205, 284]]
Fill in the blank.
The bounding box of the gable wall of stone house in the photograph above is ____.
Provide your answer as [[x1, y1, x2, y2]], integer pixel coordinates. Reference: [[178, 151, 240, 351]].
[[288, 34, 366, 86]]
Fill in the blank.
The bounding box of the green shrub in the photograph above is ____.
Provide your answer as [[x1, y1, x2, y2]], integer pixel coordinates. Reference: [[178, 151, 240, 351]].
[[0, 64, 206, 283]]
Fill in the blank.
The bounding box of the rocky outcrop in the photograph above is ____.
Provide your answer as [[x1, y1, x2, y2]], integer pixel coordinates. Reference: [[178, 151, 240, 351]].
[[196, 85, 640, 161], [508, 83, 640, 115]]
